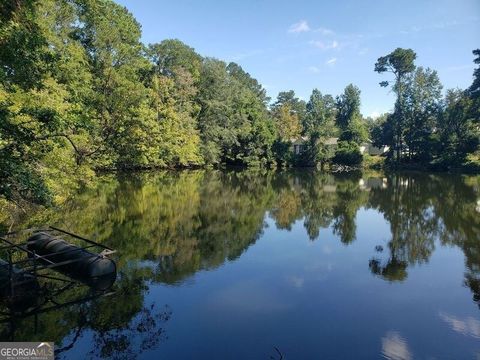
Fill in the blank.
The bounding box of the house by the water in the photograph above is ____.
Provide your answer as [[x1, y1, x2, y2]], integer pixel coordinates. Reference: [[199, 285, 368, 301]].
[[291, 137, 389, 156], [292, 136, 309, 155]]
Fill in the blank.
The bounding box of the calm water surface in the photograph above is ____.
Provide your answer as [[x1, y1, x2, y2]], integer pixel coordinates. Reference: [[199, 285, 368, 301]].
[[1, 170, 480, 359]]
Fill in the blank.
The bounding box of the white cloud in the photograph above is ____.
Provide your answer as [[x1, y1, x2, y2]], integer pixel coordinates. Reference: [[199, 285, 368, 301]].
[[308, 66, 320, 73], [314, 27, 335, 35], [326, 57, 337, 66], [310, 40, 339, 50], [369, 111, 381, 119], [288, 20, 310, 33], [288, 21, 335, 35], [358, 47, 369, 55], [229, 49, 265, 62]]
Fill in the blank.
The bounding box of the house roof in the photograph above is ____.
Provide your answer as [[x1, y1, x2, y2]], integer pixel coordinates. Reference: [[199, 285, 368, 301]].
[[324, 137, 338, 145], [291, 136, 339, 145], [290, 136, 309, 145]]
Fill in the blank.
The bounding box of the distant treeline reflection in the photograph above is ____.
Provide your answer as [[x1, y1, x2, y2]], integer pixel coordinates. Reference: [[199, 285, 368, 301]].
[[1, 170, 479, 357], [9, 170, 480, 287]]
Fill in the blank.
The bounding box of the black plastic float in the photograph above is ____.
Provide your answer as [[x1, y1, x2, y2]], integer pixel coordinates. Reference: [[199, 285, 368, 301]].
[[27, 232, 116, 278], [0, 227, 117, 339], [0, 226, 118, 299]]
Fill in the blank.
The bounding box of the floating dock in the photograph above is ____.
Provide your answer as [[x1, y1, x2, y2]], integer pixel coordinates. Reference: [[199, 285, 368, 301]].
[[0, 226, 117, 307]]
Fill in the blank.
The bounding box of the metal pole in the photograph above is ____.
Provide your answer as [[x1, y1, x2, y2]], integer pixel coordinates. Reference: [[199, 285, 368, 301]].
[[49, 226, 114, 251], [8, 250, 13, 298]]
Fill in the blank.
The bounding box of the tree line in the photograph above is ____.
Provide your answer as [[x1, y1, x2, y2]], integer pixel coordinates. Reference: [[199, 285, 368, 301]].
[[372, 48, 480, 170], [5, 170, 480, 292], [1, 0, 479, 206]]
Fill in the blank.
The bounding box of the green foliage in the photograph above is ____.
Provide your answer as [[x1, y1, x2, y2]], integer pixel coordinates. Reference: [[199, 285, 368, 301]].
[[375, 48, 417, 161], [226, 63, 276, 166], [1, 0, 479, 208], [196, 59, 274, 166], [150, 75, 203, 167], [373, 48, 479, 169], [469, 49, 480, 99], [333, 141, 363, 166], [149, 39, 204, 167], [363, 153, 385, 170], [468, 50, 480, 128], [77, 0, 154, 168], [149, 39, 202, 81], [271, 90, 307, 122], [404, 67, 443, 162], [437, 88, 479, 166], [295, 131, 336, 169], [375, 48, 417, 80], [464, 150, 480, 172], [272, 104, 301, 141], [336, 84, 368, 145], [368, 113, 389, 146], [0, 0, 52, 89], [272, 140, 293, 167], [304, 89, 337, 136], [0, 0, 276, 206]]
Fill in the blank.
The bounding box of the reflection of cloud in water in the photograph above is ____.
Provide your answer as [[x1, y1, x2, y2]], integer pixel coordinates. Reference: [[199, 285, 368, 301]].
[[322, 244, 332, 254], [304, 261, 333, 272], [440, 312, 480, 338], [286, 275, 304, 288], [210, 281, 290, 313], [303, 261, 333, 282], [381, 331, 411, 360]]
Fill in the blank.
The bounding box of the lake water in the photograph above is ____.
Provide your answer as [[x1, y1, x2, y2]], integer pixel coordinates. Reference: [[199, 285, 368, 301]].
[[1, 170, 480, 359]]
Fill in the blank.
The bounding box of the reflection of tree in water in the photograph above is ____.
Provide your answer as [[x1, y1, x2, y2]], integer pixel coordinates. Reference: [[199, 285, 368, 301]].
[[369, 247, 408, 282], [26, 170, 274, 285], [270, 170, 368, 243], [82, 267, 171, 360], [367, 173, 439, 281], [11, 169, 456, 285], [432, 176, 480, 308], [271, 188, 302, 230], [0, 266, 172, 359], [195, 171, 272, 265], [86, 302, 171, 360], [2, 169, 480, 350], [367, 173, 480, 291], [53, 301, 171, 360], [331, 173, 367, 244]]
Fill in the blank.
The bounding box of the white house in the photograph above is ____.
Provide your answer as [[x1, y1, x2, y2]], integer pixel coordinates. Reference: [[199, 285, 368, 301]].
[[291, 137, 388, 156], [291, 136, 309, 155], [359, 141, 390, 155]]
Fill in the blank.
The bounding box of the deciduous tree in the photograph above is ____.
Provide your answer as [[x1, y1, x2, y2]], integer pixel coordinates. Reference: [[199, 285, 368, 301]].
[[375, 48, 417, 161]]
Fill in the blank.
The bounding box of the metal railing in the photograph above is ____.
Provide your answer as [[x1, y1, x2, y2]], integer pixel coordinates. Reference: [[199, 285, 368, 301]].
[[0, 226, 117, 326]]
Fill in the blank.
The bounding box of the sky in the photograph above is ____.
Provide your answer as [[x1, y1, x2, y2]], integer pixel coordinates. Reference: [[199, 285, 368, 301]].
[[114, 0, 479, 117]]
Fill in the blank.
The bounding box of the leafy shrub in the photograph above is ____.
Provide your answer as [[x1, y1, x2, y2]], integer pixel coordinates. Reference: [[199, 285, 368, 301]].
[[333, 141, 363, 166]]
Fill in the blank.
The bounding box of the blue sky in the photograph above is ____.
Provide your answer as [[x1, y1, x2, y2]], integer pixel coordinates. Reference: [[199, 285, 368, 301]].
[[115, 0, 479, 117]]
